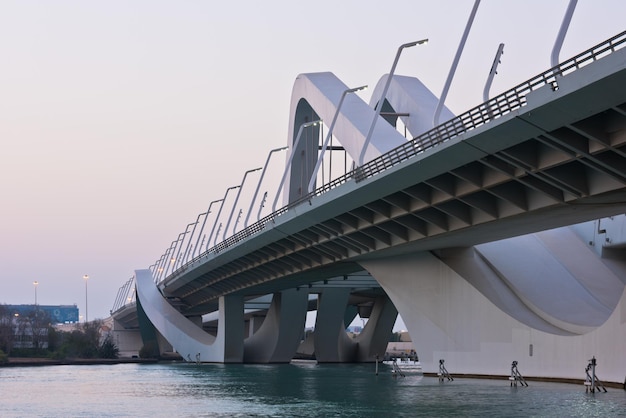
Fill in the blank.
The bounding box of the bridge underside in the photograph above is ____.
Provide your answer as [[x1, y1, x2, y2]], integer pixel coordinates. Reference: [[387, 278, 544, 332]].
[[130, 35, 626, 379]]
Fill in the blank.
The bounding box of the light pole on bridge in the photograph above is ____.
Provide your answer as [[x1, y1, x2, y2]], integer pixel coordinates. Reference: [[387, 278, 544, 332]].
[[206, 186, 240, 252], [191, 199, 223, 259], [273, 120, 322, 213], [244, 146, 288, 228], [223, 167, 262, 241], [359, 38, 428, 166], [307, 85, 367, 194]]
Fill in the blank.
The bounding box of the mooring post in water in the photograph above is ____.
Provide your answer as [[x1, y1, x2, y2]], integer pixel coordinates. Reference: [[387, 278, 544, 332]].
[[585, 356, 607, 393], [509, 361, 528, 387], [375, 354, 379, 376], [438, 359, 453, 382], [591, 357, 596, 392]]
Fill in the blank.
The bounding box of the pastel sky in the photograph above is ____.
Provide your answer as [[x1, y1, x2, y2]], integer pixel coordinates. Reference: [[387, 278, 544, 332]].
[[1, 0, 624, 322]]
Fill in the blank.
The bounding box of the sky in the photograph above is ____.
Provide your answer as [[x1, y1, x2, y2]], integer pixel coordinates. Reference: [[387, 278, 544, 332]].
[[1, 0, 625, 323]]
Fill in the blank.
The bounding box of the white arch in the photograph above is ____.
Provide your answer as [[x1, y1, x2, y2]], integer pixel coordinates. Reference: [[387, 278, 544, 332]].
[[135, 268, 242, 362], [369, 74, 456, 137], [282, 72, 407, 206]]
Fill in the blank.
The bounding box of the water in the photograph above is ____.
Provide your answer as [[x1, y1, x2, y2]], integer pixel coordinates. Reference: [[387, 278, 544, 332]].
[[1, 362, 625, 417]]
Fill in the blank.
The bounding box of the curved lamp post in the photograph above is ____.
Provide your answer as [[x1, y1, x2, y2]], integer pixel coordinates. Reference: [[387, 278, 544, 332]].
[[359, 39, 428, 166], [307, 85, 367, 194], [551, 0, 578, 70], [158, 238, 179, 280], [176, 222, 197, 269], [244, 146, 288, 228], [273, 120, 321, 212], [191, 199, 223, 259], [164, 232, 187, 277], [433, 0, 479, 127], [205, 186, 239, 252], [223, 167, 262, 241]]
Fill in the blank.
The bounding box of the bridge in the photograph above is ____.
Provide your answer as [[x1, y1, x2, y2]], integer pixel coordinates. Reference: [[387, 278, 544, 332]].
[[112, 31, 626, 381]]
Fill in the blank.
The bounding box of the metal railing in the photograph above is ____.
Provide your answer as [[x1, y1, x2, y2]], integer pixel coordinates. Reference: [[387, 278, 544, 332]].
[[111, 277, 135, 313], [163, 30, 626, 285]]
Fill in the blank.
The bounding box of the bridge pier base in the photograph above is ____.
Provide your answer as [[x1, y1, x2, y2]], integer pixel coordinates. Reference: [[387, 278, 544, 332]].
[[243, 288, 308, 363], [314, 288, 355, 362], [135, 269, 246, 363], [220, 294, 245, 363], [313, 288, 396, 363], [353, 294, 397, 362]]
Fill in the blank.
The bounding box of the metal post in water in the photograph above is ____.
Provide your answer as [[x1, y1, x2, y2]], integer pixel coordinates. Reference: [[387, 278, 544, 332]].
[[591, 356, 596, 393]]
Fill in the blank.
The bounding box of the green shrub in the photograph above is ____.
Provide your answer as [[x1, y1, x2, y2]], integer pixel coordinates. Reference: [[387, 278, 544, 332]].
[[98, 335, 119, 359]]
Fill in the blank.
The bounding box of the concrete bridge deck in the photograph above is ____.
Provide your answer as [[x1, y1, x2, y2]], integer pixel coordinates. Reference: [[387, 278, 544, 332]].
[[161, 33, 626, 316]]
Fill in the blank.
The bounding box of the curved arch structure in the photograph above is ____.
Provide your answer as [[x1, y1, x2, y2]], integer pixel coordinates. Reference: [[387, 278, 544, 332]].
[[360, 217, 626, 381], [135, 269, 242, 362], [369, 74, 455, 138], [284, 72, 407, 204]]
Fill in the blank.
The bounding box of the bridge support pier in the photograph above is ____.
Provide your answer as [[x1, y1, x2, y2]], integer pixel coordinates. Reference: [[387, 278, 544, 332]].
[[220, 294, 245, 363], [353, 294, 397, 362], [314, 288, 355, 362], [313, 288, 396, 362], [135, 269, 247, 363], [243, 288, 308, 363]]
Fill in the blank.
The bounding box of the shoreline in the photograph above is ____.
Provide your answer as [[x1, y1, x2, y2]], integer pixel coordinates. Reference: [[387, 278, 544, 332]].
[[1, 357, 158, 367]]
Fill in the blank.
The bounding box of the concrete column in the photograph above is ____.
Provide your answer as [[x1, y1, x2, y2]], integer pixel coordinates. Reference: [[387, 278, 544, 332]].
[[247, 315, 265, 338], [136, 269, 238, 363], [353, 295, 397, 362], [314, 287, 356, 362], [243, 288, 308, 363], [219, 294, 245, 363]]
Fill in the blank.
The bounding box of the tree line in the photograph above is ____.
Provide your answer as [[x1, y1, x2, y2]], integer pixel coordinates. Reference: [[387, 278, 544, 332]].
[[0, 304, 118, 362]]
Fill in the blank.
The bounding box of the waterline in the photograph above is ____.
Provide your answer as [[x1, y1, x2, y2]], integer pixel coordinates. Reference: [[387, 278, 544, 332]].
[[1, 362, 625, 417]]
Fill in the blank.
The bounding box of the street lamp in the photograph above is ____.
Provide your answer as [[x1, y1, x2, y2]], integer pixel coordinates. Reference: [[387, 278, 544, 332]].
[[551, 0, 578, 70], [191, 199, 223, 259], [244, 146, 288, 228], [176, 222, 197, 268], [33, 281, 38, 306], [223, 167, 262, 240], [83, 274, 89, 322], [433, 0, 480, 127], [206, 186, 240, 252], [308, 85, 367, 194], [273, 120, 322, 212], [359, 39, 428, 166]]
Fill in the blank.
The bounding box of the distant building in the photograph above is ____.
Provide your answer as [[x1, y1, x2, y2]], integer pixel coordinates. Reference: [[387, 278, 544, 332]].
[[345, 325, 363, 334], [5, 304, 79, 324]]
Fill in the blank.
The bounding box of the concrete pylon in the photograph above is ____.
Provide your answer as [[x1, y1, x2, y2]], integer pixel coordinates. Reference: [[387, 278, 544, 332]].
[[243, 288, 308, 363], [314, 288, 396, 362], [135, 268, 244, 363], [353, 295, 397, 362], [314, 288, 356, 362]]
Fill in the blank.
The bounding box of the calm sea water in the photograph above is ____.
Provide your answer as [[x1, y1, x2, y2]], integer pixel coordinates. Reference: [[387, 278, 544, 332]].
[[1, 361, 625, 417]]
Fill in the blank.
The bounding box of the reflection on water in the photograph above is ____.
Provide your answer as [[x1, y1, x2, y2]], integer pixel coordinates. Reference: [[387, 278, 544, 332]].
[[1, 361, 625, 417]]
